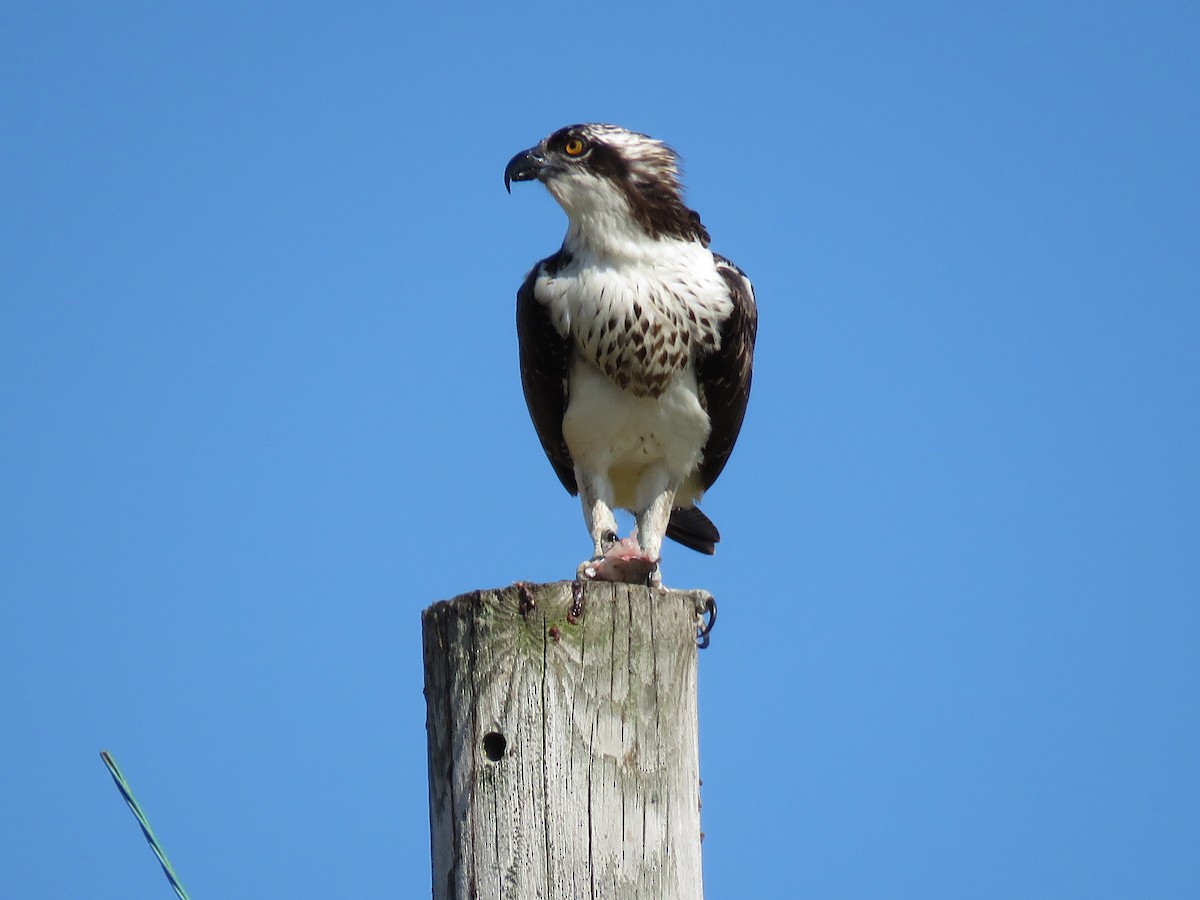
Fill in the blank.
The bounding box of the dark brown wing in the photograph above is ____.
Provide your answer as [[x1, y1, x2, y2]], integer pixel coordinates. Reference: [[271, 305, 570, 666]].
[[695, 254, 758, 490], [664, 256, 755, 555], [516, 250, 577, 495]]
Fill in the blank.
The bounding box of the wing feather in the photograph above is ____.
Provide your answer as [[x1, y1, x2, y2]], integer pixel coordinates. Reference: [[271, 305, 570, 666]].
[[516, 251, 578, 495], [696, 254, 758, 491]]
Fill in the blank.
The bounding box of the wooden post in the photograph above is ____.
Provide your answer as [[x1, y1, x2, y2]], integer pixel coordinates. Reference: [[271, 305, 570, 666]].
[[422, 581, 705, 900]]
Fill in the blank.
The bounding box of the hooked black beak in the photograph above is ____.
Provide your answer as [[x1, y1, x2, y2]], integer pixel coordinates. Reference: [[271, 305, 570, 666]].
[[504, 147, 546, 193]]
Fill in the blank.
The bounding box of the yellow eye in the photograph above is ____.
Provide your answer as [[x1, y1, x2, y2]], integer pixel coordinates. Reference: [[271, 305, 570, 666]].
[[564, 138, 585, 156]]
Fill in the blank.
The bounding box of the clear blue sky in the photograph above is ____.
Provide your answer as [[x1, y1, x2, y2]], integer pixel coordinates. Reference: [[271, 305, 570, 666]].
[[3, 1, 1197, 896]]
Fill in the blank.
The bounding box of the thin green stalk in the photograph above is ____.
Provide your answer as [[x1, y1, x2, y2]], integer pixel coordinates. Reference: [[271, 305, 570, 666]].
[[100, 751, 192, 900]]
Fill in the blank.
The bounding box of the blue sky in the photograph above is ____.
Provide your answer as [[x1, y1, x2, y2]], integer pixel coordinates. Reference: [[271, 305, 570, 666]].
[[2, 1, 1197, 896]]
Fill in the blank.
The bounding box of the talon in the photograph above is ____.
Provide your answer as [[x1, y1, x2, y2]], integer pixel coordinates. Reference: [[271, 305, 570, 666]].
[[600, 529, 619, 553], [695, 592, 717, 649], [647, 564, 662, 588], [568, 580, 585, 621]]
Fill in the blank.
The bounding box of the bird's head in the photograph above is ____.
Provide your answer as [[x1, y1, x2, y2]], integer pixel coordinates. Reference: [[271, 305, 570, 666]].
[[505, 124, 710, 250]]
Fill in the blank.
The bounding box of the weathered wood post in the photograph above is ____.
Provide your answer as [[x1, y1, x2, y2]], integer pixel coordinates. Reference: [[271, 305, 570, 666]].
[[422, 580, 706, 899]]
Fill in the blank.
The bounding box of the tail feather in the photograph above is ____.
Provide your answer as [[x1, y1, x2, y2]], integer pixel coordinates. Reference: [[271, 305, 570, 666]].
[[666, 507, 720, 555]]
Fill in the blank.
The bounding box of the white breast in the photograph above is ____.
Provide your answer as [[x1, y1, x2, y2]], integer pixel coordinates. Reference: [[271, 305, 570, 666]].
[[561, 358, 710, 509], [538, 236, 732, 510], [537, 240, 733, 356]]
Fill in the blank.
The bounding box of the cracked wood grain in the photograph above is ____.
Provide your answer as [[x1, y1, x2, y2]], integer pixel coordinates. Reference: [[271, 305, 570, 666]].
[[423, 582, 703, 900]]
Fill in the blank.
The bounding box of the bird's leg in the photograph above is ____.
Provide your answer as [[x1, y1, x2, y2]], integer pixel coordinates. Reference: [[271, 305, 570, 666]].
[[576, 470, 619, 579], [634, 466, 676, 588]]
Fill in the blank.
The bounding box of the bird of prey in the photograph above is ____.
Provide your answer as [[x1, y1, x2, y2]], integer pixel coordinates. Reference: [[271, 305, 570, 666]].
[[505, 123, 756, 587]]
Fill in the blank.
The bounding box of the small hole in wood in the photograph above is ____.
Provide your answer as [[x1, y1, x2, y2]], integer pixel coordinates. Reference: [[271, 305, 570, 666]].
[[482, 732, 507, 762]]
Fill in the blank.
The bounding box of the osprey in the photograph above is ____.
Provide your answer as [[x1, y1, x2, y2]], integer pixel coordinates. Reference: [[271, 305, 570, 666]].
[[505, 124, 756, 586]]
